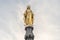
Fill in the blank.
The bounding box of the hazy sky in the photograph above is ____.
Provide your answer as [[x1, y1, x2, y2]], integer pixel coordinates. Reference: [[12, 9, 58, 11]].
[[0, 0, 60, 40]]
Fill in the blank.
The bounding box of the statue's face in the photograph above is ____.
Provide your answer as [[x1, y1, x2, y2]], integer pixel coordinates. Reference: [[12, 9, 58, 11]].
[[26, 9, 31, 13]]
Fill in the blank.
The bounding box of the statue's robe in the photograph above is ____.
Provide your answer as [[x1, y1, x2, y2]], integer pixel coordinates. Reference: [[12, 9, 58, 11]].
[[24, 9, 34, 26]]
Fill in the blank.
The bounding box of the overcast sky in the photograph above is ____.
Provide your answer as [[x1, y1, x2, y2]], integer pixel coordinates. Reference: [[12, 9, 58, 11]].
[[0, 0, 60, 40]]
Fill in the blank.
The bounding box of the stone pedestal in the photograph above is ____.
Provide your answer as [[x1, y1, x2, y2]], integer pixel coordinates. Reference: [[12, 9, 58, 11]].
[[25, 26, 34, 40]]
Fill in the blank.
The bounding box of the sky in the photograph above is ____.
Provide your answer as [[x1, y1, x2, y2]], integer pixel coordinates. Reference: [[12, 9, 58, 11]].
[[0, 0, 60, 40]]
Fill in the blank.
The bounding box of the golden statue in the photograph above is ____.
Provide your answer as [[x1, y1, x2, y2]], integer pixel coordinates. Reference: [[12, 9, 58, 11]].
[[24, 6, 34, 26]]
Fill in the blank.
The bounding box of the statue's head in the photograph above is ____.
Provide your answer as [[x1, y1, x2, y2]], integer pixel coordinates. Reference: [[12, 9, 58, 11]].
[[26, 5, 31, 13], [27, 5, 30, 9]]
